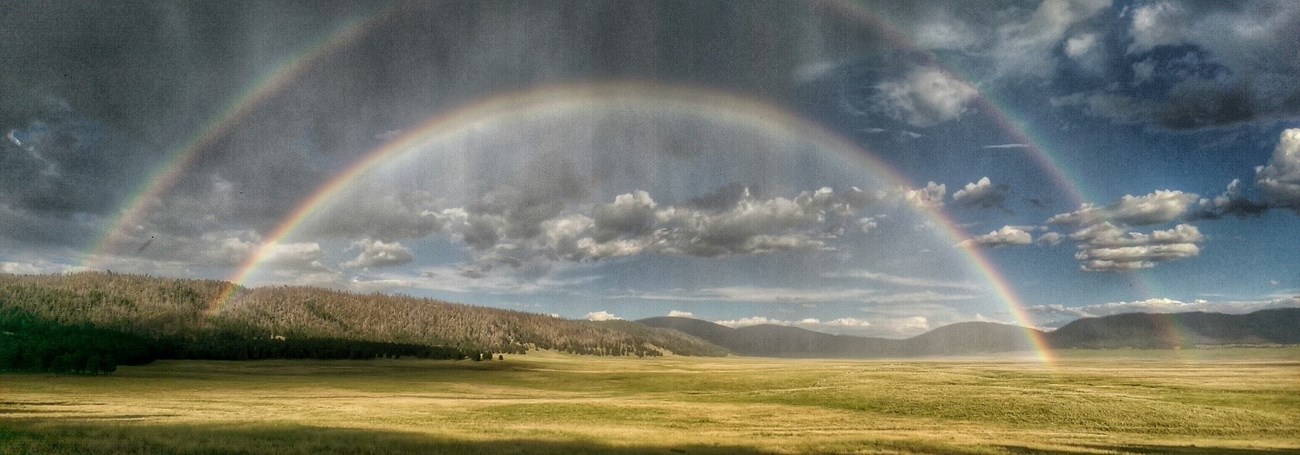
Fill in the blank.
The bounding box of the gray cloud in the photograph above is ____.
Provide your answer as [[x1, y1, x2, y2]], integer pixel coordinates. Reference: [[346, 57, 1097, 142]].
[[592, 190, 657, 242], [1188, 179, 1270, 220], [870, 67, 978, 127], [952, 176, 1008, 210], [343, 239, 414, 269], [3, 0, 895, 268], [1051, 1, 1300, 129]]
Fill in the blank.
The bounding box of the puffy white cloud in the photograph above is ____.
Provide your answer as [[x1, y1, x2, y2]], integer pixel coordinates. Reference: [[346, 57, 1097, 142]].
[[874, 316, 931, 337], [193, 230, 260, 266], [1070, 222, 1202, 247], [952, 177, 1008, 209], [343, 238, 414, 269], [585, 311, 621, 321], [1071, 223, 1204, 272], [666, 310, 695, 318], [714, 316, 790, 328], [904, 182, 947, 208], [1036, 231, 1064, 246], [958, 225, 1034, 248], [1256, 129, 1300, 211], [857, 216, 878, 234], [872, 67, 979, 127], [1064, 33, 1097, 58], [1048, 190, 1199, 226], [261, 241, 328, 270]]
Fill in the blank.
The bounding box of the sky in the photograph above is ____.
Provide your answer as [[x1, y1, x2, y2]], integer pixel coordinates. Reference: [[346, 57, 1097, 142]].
[[2, 0, 1298, 338]]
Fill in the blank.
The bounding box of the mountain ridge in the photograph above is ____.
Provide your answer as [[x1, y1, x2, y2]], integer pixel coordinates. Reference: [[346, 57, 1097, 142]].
[[640, 308, 1300, 358]]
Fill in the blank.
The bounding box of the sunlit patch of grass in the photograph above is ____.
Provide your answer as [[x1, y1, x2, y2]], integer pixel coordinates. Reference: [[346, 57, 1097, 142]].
[[2, 348, 1298, 454]]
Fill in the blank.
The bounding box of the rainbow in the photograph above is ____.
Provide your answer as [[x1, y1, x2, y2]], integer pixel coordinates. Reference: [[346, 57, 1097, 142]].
[[83, 5, 400, 267], [827, 0, 1193, 353], [214, 82, 1057, 363]]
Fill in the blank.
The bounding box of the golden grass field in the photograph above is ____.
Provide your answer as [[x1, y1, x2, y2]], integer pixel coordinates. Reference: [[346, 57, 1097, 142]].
[[2, 348, 1298, 454]]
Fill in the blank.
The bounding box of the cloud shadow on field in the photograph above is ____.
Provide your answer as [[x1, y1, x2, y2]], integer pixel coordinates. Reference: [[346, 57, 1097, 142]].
[[0, 420, 777, 455], [1001, 444, 1298, 455]]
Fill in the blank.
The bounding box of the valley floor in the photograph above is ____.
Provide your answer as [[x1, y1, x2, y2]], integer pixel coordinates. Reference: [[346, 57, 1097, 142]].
[[2, 348, 1298, 454]]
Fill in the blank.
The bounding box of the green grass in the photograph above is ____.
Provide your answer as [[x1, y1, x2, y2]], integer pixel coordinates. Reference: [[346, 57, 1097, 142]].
[[2, 348, 1298, 454]]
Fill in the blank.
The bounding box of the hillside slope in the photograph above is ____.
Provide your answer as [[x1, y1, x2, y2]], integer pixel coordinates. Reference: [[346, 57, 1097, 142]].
[[1045, 308, 1300, 348], [638, 317, 1040, 358], [0, 272, 724, 357]]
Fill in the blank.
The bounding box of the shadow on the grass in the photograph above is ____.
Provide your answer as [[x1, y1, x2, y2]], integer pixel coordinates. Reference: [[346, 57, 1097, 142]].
[[0, 419, 775, 455], [1001, 444, 1299, 455]]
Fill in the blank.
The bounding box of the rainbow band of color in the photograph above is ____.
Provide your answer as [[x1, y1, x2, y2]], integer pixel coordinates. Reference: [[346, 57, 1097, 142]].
[[214, 82, 1056, 364], [85, 6, 402, 265]]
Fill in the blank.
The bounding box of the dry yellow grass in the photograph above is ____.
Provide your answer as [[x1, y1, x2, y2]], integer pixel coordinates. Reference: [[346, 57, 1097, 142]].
[[2, 348, 1298, 454]]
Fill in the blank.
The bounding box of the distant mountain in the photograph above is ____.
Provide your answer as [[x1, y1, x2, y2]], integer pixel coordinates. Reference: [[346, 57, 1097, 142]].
[[1045, 308, 1300, 349], [905, 321, 1040, 355], [637, 317, 1040, 358], [642, 309, 1300, 358]]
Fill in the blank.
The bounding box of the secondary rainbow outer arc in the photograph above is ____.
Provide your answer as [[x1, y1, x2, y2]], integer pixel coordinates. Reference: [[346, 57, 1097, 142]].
[[83, 7, 399, 267], [828, 0, 1177, 346], [822, 0, 1091, 207], [214, 83, 1056, 364]]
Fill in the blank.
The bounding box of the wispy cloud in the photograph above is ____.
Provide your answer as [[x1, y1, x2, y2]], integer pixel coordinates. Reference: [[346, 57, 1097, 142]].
[[980, 143, 1029, 150], [824, 270, 983, 291], [611, 286, 879, 304]]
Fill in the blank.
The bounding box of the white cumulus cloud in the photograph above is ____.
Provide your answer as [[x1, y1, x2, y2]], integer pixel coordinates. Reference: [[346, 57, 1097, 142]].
[[1257, 128, 1300, 211], [958, 225, 1034, 248], [585, 311, 621, 321]]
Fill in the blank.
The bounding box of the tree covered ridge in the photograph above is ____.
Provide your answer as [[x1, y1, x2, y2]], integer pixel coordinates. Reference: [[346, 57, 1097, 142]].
[[0, 272, 726, 368]]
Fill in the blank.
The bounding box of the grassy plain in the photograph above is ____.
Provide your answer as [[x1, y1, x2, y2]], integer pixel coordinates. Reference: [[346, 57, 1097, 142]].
[[2, 348, 1298, 454]]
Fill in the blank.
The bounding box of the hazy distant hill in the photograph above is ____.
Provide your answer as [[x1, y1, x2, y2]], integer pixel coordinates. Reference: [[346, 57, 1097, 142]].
[[0, 272, 724, 357], [642, 309, 1300, 358], [1045, 308, 1300, 349], [637, 317, 1040, 357]]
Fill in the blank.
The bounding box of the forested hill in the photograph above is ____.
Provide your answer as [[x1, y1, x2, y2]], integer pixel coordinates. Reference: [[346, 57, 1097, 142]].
[[0, 272, 725, 364]]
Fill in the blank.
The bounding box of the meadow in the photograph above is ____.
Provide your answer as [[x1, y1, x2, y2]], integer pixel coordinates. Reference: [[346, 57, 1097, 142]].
[[2, 348, 1298, 454]]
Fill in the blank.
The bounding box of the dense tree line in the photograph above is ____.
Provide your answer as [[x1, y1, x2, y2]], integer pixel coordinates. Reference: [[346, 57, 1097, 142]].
[[0, 306, 155, 373], [0, 272, 726, 364], [0, 306, 473, 373]]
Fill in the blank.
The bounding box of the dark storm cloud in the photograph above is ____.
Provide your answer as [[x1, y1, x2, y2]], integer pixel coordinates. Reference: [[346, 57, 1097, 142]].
[[2, 0, 892, 263], [1186, 179, 1270, 221], [1051, 0, 1300, 130]]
